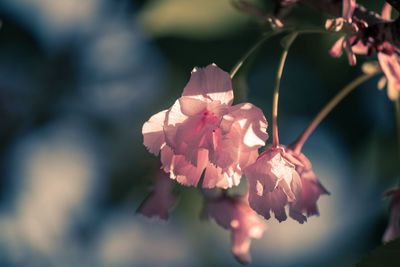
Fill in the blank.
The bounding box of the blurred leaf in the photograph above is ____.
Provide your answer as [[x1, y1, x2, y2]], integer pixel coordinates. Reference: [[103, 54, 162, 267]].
[[137, 0, 257, 39], [356, 238, 400, 267]]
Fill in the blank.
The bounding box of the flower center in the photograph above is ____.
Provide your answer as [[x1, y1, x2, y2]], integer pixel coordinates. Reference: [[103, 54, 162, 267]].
[[201, 109, 218, 125]]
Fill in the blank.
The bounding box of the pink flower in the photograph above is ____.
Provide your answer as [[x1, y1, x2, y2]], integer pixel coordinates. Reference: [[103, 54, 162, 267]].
[[286, 149, 330, 216], [137, 169, 178, 220], [142, 64, 268, 188], [204, 194, 267, 264], [382, 188, 400, 243], [244, 145, 306, 223]]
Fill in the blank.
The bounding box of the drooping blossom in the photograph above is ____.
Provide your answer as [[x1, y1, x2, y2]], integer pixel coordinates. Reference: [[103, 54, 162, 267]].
[[244, 145, 307, 223], [142, 64, 268, 189], [137, 169, 178, 220], [204, 193, 267, 263], [286, 149, 330, 217], [382, 188, 400, 243]]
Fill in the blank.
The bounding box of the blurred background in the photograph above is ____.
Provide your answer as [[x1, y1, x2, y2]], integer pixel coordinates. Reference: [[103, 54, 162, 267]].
[[0, 0, 398, 266]]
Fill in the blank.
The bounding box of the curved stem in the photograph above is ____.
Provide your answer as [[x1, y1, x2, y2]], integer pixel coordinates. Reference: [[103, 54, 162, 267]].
[[229, 26, 331, 79], [272, 32, 298, 147], [291, 72, 379, 154], [230, 30, 283, 79]]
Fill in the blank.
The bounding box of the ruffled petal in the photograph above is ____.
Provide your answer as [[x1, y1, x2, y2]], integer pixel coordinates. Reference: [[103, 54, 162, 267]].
[[164, 99, 189, 151], [245, 153, 279, 194], [228, 103, 269, 150], [178, 96, 207, 116], [289, 205, 307, 224], [165, 98, 221, 157], [245, 146, 303, 222], [203, 164, 228, 188], [267, 187, 288, 222], [182, 64, 234, 105], [161, 146, 206, 187], [209, 136, 238, 169], [142, 110, 167, 155], [247, 174, 285, 221], [269, 151, 297, 187], [297, 177, 329, 216], [286, 149, 330, 217], [238, 150, 259, 171]]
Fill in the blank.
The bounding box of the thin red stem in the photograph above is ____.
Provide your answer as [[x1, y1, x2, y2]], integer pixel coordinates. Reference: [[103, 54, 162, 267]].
[[291, 72, 378, 154]]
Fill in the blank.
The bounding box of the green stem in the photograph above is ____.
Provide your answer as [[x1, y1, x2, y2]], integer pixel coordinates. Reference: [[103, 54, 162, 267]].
[[291, 72, 379, 154], [229, 26, 331, 79], [272, 32, 298, 147], [230, 30, 283, 79]]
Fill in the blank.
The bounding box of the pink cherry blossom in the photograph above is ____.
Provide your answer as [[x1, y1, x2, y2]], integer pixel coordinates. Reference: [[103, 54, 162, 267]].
[[286, 149, 330, 216], [382, 188, 400, 243], [244, 145, 306, 223], [142, 64, 268, 189], [137, 169, 178, 220], [204, 194, 267, 263]]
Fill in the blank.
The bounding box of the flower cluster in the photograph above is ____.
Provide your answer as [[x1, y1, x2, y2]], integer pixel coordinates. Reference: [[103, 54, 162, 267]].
[[137, 0, 400, 264], [329, 2, 400, 100], [140, 64, 330, 262]]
